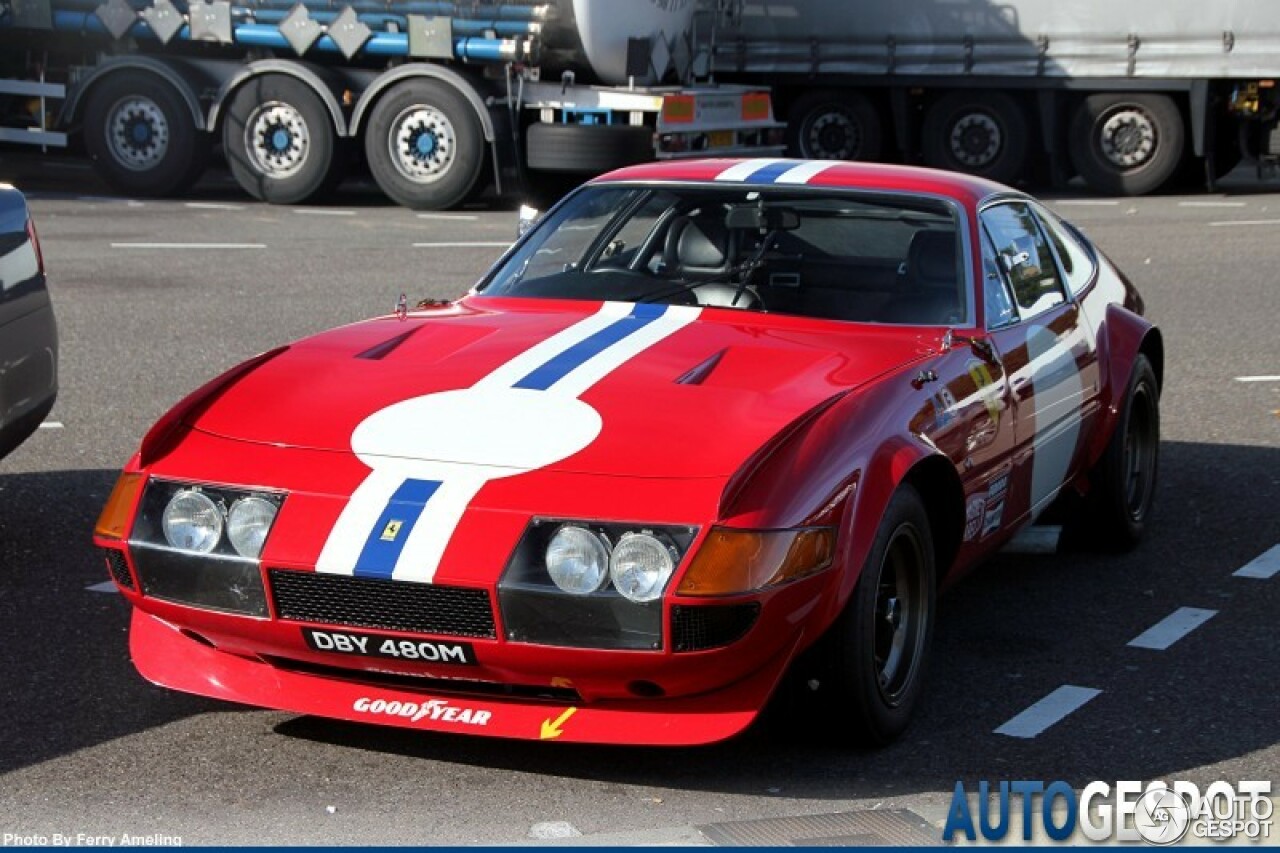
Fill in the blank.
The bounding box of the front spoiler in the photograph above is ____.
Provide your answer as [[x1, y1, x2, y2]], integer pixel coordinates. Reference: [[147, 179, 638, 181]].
[[130, 608, 795, 746]]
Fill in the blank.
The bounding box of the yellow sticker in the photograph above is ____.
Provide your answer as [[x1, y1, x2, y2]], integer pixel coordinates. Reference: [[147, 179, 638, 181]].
[[968, 361, 1001, 426], [380, 520, 403, 542]]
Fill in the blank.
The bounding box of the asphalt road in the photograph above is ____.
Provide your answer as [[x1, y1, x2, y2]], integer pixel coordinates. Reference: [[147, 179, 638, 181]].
[[0, 152, 1276, 845]]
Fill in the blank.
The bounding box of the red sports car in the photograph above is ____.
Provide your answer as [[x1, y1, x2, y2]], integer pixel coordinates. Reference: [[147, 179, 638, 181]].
[[94, 159, 1161, 746]]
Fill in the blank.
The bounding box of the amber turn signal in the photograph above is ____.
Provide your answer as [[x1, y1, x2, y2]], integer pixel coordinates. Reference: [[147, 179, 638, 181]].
[[94, 472, 145, 540], [676, 527, 835, 596]]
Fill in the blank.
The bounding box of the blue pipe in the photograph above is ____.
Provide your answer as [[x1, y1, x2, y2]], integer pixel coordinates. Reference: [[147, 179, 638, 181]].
[[236, 7, 536, 36], [51, 0, 544, 20]]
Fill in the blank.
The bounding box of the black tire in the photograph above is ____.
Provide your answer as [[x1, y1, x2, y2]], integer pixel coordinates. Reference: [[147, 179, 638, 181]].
[[525, 123, 653, 174], [826, 483, 936, 745], [1084, 353, 1160, 550], [364, 79, 485, 210], [83, 71, 210, 197], [922, 91, 1029, 184], [222, 75, 343, 205], [1069, 93, 1184, 196], [786, 90, 884, 161]]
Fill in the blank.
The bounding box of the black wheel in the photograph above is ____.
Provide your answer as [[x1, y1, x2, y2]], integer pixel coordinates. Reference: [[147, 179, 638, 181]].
[[1069, 93, 1184, 196], [364, 79, 485, 210], [83, 71, 210, 197], [827, 484, 936, 745], [1084, 354, 1159, 550], [922, 91, 1029, 183], [222, 75, 344, 205], [525, 123, 654, 174], [786, 90, 883, 161]]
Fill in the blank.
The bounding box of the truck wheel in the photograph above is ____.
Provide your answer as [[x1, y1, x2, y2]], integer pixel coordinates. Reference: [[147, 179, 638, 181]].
[[1081, 354, 1159, 550], [83, 71, 210, 197], [223, 75, 343, 205], [364, 79, 485, 210], [787, 90, 883, 161], [1069, 94, 1184, 196], [525, 123, 654, 174], [826, 483, 936, 745], [922, 91, 1029, 183]]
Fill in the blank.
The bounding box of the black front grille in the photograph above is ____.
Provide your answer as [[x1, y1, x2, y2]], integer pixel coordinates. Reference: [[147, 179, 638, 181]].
[[269, 570, 496, 638], [672, 603, 760, 652], [266, 657, 579, 703], [102, 548, 134, 590]]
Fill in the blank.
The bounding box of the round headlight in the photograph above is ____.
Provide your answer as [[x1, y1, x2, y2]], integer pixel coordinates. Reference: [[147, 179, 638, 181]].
[[545, 525, 611, 595], [609, 532, 677, 603], [227, 496, 278, 559], [161, 489, 223, 553]]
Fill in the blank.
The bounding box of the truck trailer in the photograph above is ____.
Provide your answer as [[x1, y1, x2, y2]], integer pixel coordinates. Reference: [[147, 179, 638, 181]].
[[706, 0, 1280, 194], [0, 0, 782, 207]]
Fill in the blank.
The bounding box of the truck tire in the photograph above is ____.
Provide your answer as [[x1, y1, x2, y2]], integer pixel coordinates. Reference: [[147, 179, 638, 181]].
[[1069, 94, 1184, 196], [525, 123, 653, 174], [787, 90, 883, 161], [922, 91, 1029, 184], [363, 79, 485, 211], [83, 71, 210, 197], [222, 75, 344, 205]]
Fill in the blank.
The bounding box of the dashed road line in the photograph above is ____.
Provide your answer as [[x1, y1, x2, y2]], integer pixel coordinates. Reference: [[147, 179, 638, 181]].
[[185, 202, 245, 211], [1127, 607, 1218, 650], [37, 421, 63, 429], [413, 241, 510, 248], [111, 242, 266, 249], [1178, 200, 1247, 208], [85, 581, 118, 594], [1209, 219, 1280, 227], [994, 685, 1102, 739], [294, 209, 356, 216], [416, 212, 479, 221], [1234, 544, 1280, 579], [1053, 199, 1120, 207], [1235, 375, 1280, 383]]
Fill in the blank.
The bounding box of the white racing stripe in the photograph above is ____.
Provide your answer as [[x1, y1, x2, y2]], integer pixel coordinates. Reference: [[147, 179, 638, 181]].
[[995, 685, 1102, 739], [1234, 544, 1280, 579], [773, 161, 835, 184], [315, 468, 409, 576], [713, 158, 789, 182], [1128, 607, 1217, 650]]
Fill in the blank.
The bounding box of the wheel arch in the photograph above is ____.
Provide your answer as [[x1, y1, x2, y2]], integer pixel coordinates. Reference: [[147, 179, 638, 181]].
[[899, 454, 965, 587], [207, 61, 348, 137], [349, 65, 494, 143], [1084, 304, 1162, 471], [62, 57, 207, 131]]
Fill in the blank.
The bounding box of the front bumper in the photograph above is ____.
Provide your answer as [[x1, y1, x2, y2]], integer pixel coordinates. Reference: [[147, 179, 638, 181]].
[[130, 608, 797, 746]]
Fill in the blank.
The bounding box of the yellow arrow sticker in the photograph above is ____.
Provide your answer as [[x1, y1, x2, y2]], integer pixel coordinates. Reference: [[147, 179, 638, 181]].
[[539, 706, 578, 740]]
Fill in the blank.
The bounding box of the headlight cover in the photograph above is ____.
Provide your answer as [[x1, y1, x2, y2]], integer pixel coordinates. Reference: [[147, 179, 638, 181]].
[[544, 524, 610, 595], [498, 519, 696, 650], [127, 480, 285, 617]]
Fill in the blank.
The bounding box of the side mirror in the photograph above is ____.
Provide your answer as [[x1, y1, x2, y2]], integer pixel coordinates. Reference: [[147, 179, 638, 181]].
[[517, 204, 541, 238]]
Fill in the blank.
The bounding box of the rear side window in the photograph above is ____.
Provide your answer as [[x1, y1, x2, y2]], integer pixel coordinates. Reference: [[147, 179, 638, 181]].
[[1035, 205, 1097, 296], [980, 202, 1065, 318]]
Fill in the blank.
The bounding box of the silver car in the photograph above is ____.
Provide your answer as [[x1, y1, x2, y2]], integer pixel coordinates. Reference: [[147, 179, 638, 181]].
[[0, 185, 57, 461]]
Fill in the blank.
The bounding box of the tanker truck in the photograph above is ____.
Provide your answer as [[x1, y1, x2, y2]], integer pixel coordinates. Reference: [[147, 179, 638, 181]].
[[705, 0, 1280, 194], [0, 0, 782, 208]]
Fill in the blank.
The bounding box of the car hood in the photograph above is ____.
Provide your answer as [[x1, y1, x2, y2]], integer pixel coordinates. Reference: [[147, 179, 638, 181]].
[[188, 297, 932, 480]]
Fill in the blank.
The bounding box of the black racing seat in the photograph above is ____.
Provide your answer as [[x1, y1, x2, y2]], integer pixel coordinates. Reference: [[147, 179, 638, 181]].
[[880, 229, 964, 325], [663, 214, 760, 309]]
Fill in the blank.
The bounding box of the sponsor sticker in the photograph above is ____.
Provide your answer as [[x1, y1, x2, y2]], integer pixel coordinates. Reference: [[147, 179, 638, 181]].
[[303, 628, 477, 665], [964, 495, 986, 541], [968, 359, 1002, 426], [353, 696, 491, 726]]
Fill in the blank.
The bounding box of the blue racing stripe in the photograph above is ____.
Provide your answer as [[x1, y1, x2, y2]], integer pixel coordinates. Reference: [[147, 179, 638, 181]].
[[513, 303, 667, 390], [746, 161, 796, 184], [352, 478, 441, 579]]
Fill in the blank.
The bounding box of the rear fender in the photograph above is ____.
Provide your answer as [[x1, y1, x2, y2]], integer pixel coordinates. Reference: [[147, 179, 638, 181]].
[[1084, 304, 1161, 471]]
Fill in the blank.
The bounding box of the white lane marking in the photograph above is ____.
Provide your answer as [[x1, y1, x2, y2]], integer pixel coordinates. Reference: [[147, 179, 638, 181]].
[[1235, 375, 1280, 383], [714, 158, 787, 182], [994, 685, 1102, 739], [1234, 544, 1280, 579], [1128, 607, 1218, 650], [110, 242, 266, 249], [413, 241, 510, 248], [1178, 200, 1247, 208], [1209, 219, 1280, 227], [86, 581, 119, 594], [37, 421, 64, 430], [774, 161, 834, 184], [417, 212, 479, 221], [1053, 200, 1120, 206], [1002, 525, 1062, 555], [294, 209, 356, 216], [185, 202, 245, 211]]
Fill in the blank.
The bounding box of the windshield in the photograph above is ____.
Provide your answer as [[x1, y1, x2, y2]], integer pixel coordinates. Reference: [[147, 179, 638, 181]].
[[479, 185, 969, 326]]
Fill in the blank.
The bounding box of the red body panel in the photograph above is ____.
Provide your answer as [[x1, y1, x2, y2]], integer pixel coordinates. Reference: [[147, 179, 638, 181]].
[[96, 159, 1156, 745]]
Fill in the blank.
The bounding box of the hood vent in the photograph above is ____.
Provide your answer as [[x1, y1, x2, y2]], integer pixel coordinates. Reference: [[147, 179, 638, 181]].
[[356, 328, 421, 361], [675, 348, 726, 386]]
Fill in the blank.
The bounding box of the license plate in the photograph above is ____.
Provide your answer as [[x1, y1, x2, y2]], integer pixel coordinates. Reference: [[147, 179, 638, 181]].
[[708, 130, 735, 148], [303, 628, 477, 666]]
